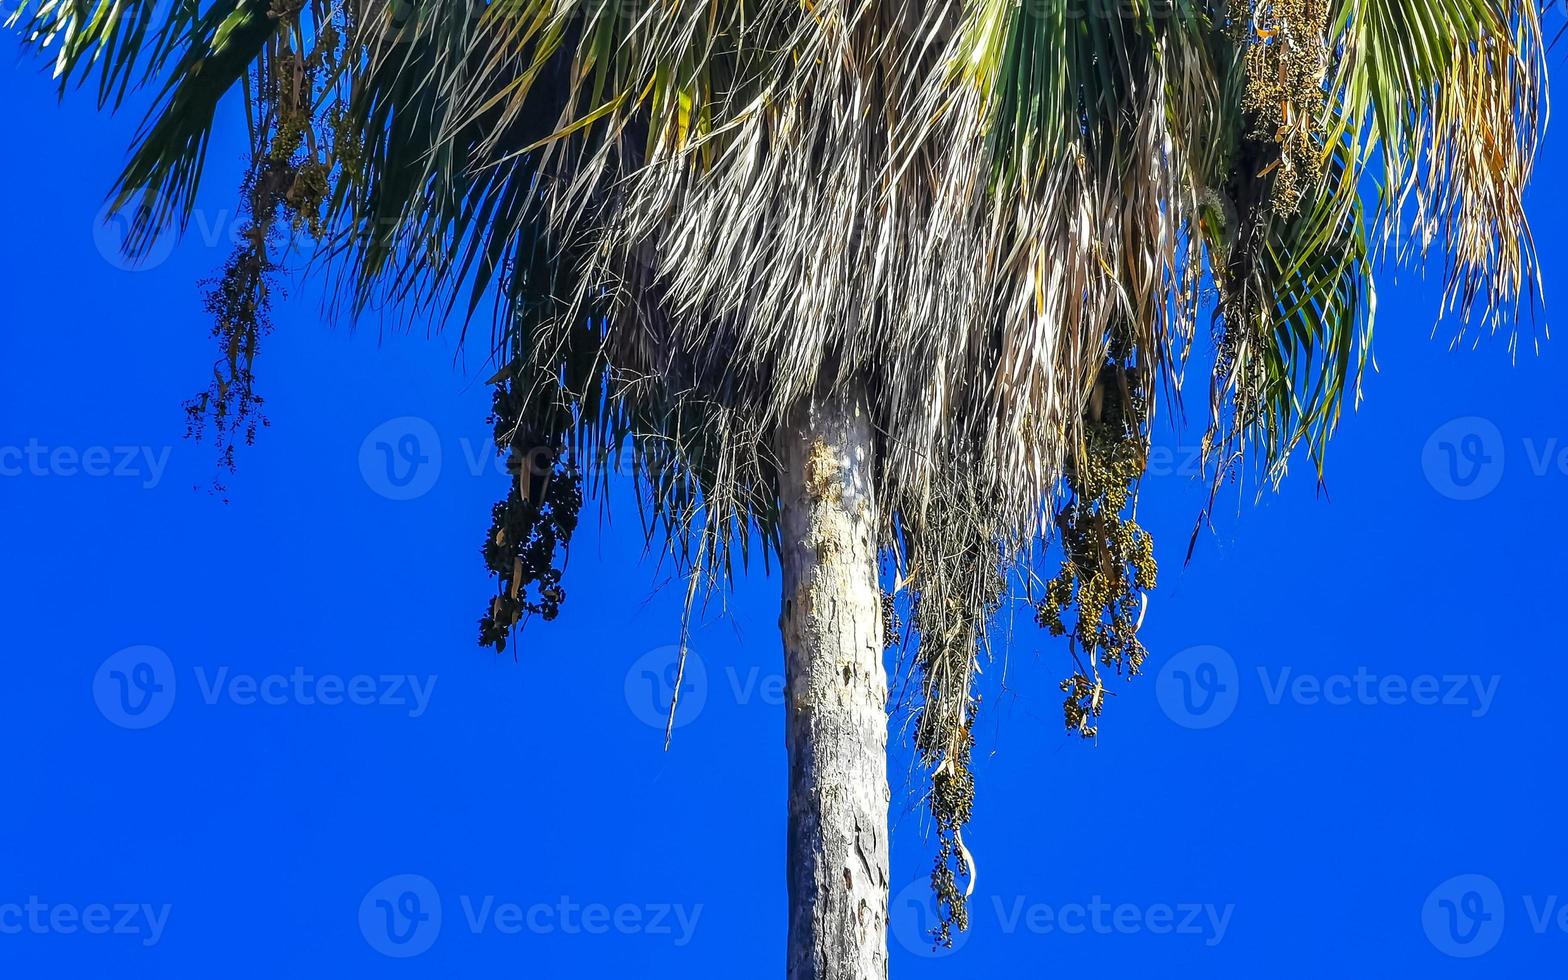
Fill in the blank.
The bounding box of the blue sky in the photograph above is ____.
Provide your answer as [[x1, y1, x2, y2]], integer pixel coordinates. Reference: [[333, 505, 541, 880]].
[[3, 37, 1567, 979]]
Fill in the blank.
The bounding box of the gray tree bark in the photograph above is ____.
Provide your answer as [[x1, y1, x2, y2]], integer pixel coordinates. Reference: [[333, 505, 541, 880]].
[[778, 385, 890, 980]]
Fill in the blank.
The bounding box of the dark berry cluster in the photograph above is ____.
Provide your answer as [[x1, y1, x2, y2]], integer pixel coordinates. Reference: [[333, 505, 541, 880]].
[[477, 380, 582, 652]]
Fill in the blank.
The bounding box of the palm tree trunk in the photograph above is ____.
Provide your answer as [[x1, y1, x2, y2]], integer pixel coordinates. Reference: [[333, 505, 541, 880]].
[[778, 385, 890, 980]]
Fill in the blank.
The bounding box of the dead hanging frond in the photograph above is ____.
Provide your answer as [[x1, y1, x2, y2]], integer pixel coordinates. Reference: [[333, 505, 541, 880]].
[[1331, 0, 1545, 346], [1411, 1, 1545, 345], [903, 467, 1007, 950]]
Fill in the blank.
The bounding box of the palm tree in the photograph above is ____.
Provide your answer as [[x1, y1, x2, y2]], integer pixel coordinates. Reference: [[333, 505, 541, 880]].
[[12, 0, 1545, 975]]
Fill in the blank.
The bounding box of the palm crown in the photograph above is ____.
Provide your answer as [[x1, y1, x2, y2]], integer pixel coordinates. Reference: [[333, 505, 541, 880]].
[[13, 0, 1546, 955]]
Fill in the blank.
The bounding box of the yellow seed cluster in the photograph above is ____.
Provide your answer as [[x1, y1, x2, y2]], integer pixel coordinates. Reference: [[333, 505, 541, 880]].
[[1037, 356, 1158, 740], [1233, 0, 1332, 215], [928, 712, 975, 949]]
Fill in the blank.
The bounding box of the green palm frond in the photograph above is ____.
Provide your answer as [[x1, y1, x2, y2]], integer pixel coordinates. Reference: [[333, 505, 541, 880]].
[[13, 0, 283, 253], [1252, 132, 1376, 478], [111, 0, 279, 253], [8, 0, 200, 106]]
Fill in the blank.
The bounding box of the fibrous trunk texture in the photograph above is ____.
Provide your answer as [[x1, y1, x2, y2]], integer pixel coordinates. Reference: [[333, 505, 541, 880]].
[[778, 385, 889, 980]]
